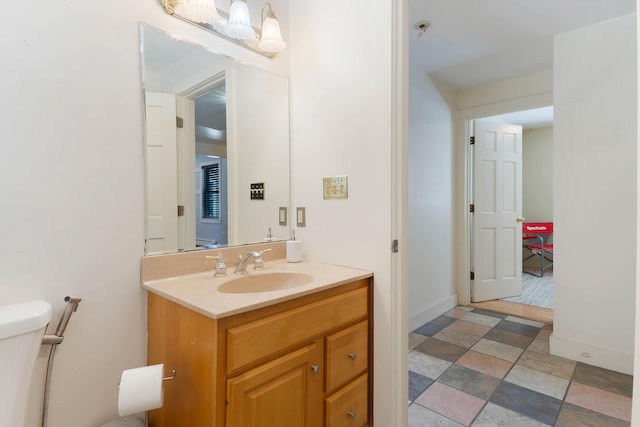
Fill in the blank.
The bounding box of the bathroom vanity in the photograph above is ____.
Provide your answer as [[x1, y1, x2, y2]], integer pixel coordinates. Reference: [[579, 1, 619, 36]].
[[142, 244, 373, 427]]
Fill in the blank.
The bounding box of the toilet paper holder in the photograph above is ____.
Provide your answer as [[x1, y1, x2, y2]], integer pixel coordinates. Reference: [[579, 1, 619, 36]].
[[163, 370, 176, 382], [116, 369, 176, 389]]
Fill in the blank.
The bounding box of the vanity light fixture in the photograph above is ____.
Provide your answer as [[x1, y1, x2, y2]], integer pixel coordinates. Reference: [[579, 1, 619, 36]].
[[259, 2, 285, 53], [172, 0, 224, 26], [160, 0, 286, 57], [224, 0, 256, 40]]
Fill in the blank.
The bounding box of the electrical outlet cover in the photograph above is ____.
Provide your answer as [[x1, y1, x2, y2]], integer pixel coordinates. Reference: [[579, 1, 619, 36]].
[[296, 207, 306, 227]]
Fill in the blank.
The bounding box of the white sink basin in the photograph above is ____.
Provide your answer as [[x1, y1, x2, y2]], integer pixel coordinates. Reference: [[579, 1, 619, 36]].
[[218, 272, 314, 294]]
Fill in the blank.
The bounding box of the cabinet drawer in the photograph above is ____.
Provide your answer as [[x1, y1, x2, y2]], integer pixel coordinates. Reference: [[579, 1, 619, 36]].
[[227, 286, 368, 374], [324, 374, 368, 427], [326, 321, 368, 393]]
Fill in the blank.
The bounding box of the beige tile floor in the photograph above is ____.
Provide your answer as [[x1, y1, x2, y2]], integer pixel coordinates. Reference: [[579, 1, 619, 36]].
[[408, 307, 632, 426]]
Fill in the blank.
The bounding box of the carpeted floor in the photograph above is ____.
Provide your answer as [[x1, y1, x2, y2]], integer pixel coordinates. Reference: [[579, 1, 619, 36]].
[[501, 271, 554, 309]]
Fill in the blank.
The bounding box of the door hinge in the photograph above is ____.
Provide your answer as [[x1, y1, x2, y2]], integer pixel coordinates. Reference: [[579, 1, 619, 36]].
[[469, 204, 475, 213], [176, 116, 184, 129], [391, 239, 399, 253], [470, 136, 475, 145], [470, 271, 475, 280], [177, 205, 185, 217]]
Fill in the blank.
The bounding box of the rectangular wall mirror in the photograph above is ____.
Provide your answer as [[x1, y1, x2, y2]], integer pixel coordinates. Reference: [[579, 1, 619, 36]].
[[139, 23, 290, 255]]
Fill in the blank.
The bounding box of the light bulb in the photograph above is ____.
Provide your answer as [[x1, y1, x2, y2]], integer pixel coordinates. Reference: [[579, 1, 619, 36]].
[[259, 15, 285, 53], [224, 0, 256, 40], [174, 0, 223, 25]]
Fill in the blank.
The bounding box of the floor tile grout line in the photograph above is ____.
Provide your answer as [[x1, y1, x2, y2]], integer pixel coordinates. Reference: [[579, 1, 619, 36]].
[[460, 314, 549, 426], [556, 375, 633, 424], [409, 309, 633, 426], [442, 356, 628, 425], [410, 314, 530, 424], [411, 311, 563, 426], [552, 377, 576, 427], [412, 333, 531, 426]]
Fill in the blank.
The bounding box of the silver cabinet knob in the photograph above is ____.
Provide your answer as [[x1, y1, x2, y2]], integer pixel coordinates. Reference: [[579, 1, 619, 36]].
[[347, 411, 357, 420], [348, 353, 357, 360], [311, 364, 320, 374]]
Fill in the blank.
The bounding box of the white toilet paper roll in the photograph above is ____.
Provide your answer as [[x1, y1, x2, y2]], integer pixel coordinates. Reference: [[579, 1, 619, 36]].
[[117, 364, 164, 416]]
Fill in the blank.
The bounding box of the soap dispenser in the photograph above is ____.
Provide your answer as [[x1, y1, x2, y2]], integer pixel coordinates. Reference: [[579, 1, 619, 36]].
[[286, 230, 303, 263], [264, 227, 274, 242]]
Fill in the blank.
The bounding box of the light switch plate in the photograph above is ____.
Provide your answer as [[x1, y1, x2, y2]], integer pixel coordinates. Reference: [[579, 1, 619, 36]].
[[250, 182, 265, 200], [323, 175, 348, 200], [279, 207, 287, 226]]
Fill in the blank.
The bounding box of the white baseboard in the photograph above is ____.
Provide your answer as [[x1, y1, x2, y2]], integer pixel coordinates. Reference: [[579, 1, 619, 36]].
[[408, 294, 458, 332], [550, 333, 633, 375]]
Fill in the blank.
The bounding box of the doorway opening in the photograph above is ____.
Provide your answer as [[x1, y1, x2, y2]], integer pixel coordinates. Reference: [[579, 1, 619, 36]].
[[176, 72, 229, 252], [467, 106, 554, 324]]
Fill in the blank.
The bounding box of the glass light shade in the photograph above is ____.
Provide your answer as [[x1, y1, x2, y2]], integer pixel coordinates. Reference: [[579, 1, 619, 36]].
[[224, 0, 256, 40], [259, 16, 285, 53], [174, 0, 223, 25]]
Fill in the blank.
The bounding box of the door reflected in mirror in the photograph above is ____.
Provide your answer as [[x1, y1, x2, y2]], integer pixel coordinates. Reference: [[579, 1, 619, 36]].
[[140, 23, 290, 255]]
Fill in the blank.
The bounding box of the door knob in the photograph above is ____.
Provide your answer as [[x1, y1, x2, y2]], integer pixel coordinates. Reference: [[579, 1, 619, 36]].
[[517, 216, 526, 222], [311, 364, 320, 374]]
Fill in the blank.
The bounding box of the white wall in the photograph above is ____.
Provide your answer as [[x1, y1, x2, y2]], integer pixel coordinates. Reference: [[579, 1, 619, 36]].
[[408, 63, 457, 330], [452, 13, 638, 376], [289, 0, 406, 425], [522, 126, 553, 222], [228, 62, 290, 244], [1, 1, 288, 426], [551, 13, 637, 374]]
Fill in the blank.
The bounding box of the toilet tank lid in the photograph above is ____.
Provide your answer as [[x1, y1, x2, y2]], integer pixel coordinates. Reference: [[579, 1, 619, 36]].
[[0, 300, 52, 340]]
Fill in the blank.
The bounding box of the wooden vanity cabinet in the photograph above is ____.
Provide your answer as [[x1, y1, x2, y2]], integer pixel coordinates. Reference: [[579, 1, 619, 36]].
[[147, 277, 372, 427]]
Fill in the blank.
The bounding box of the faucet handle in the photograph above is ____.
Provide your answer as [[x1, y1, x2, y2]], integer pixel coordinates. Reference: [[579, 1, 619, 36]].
[[205, 255, 228, 277], [253, 248, 272, 270]]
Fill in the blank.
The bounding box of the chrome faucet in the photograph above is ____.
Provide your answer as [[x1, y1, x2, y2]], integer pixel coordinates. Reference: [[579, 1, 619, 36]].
[[235, 248, 272, 273]]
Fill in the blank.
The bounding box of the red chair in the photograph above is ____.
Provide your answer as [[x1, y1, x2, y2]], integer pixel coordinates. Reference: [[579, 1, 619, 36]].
[[522, 222, 553, 277]]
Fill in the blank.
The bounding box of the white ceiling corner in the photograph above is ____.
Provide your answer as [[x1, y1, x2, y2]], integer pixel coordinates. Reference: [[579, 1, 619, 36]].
[[408, 0, 635, 126]]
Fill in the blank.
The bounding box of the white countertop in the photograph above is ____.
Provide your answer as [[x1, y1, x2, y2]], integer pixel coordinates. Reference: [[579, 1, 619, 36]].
[[142, 259, 373, 319]]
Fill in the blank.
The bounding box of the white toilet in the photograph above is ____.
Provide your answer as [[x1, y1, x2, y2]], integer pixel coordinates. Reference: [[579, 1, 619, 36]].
[[0, 299, 146, 427], [0, 299, 52, 427]]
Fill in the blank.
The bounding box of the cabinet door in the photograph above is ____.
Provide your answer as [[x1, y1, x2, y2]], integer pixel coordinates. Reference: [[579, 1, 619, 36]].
[[226, 343, 323, 427]]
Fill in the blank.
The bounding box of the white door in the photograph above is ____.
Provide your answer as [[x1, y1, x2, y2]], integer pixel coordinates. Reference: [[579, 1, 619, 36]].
[[471, 120, 523, 302], [175, 95, 196, 252], [144, 92, 178, 254]]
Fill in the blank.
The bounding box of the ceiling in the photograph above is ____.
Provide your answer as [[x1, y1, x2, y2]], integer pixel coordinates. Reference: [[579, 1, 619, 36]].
[[408, 0, 635, 128], [142, 25, 202, 74], [482, 106, 555, 130], [409, 0, 636, 90], [147, 4, 636, 130], [195, 84, 227, 143], [142, 25, 228, 144]]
